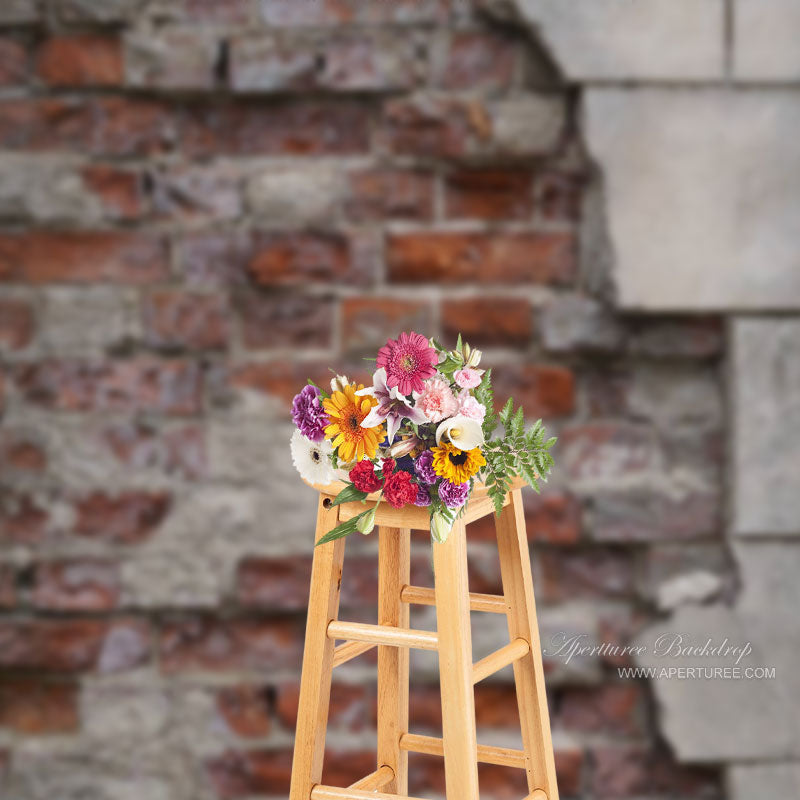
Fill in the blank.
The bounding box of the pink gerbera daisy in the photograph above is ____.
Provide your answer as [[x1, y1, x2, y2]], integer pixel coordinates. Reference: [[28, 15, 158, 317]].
[[376, 331, 438, 396]]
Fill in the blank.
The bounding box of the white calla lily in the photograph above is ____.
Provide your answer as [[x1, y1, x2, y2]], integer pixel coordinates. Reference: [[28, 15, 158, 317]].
[[435, 415, 484, 450]]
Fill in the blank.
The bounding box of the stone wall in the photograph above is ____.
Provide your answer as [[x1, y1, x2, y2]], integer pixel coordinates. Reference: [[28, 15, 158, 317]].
[[0, 1, 796, 799]]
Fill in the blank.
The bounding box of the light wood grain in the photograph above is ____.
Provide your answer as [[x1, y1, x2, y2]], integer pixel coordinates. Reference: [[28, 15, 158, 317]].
[[348, 765, 394, 791], [327, 620, 438, 651], [399, 732, 526, 769], [526, 791, 549, 800], [495, 489, 559, 799], [472, 637, 530, 684], [332, 640, 375, 668], [377, 526, 410, 795], [400, 584, 507, 614], [432, 517, 480, 800], [312, 787, 428, 800], [289, 496, 346, 800]]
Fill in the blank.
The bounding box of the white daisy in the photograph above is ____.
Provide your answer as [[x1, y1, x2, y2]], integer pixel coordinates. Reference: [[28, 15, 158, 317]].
[[290, 429, 336, 485]]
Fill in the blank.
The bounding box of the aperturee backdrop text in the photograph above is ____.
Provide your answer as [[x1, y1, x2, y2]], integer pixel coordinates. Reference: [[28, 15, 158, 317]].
[[289, 332, 556, 544]]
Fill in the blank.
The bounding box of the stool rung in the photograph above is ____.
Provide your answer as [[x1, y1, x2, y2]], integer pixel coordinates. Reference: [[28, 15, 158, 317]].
[[312, 787, 427, 800], [399, 732, 526, 769], [472, 637, 530, 684], [332, 640, 376, 668], [400, 584, 507, 614], [526, 791, 548, 800], [327, 620, 438, 651], [348, 765, 394, 791]]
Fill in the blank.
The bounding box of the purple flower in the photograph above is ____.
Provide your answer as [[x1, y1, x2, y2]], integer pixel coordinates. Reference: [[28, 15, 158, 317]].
[[438, 479, 470, 509], [291, 384, 329, 443], [414, 484, 431, 507], [357, 368, 428, 444], [414, 450, 437, 485]]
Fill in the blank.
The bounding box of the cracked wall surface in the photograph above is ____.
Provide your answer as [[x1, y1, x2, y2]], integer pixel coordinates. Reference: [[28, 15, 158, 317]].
[[0, 2, 797, 800]]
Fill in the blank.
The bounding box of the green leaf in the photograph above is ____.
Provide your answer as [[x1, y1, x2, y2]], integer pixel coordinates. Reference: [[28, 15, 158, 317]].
[[330, 484, 369, 507], [315, 510, 373, 546], [499, 397, 514, 426]]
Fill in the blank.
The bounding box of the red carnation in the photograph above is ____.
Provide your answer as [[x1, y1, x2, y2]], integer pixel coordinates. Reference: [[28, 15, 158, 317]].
[[349, 459, 383, 493], [383, 470, 417, 509], [381, 458, 396, 478]]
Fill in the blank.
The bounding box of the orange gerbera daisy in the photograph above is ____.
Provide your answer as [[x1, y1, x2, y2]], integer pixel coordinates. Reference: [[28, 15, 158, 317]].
[[323, 383, 384, 463]]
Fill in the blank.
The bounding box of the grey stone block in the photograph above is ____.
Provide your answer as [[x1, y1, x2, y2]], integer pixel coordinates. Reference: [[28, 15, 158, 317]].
[[735, 0, 800, 80], [584, 90, 800, 310], [636, 542, 800, 761], [728, 763, 800, 799], [733, 319, 800, 535], [486, 0, 725, 80]]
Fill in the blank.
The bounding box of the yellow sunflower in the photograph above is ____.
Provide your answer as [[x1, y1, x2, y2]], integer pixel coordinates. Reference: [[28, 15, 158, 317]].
[[431, 442, 486, 484], [323, 383, 383, 463]]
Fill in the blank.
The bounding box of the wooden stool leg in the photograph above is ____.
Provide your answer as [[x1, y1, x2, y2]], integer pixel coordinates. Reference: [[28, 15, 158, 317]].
[[433, 519, 480, 800], [377, 526, 411, 794], [289, 496, 346, 800], [495, 489, 559, 800]]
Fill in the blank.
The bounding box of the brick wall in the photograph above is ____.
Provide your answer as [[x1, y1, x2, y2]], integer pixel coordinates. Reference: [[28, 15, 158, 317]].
[[0, 2, 730, 799]]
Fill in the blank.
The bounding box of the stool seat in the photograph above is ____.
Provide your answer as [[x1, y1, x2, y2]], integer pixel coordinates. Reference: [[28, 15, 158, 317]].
[[289, 482, 559, 800]]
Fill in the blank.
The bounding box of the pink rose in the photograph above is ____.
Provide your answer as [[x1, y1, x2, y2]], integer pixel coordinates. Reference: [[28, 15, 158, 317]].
[[457, 392, 486, 423], [454, 368, 482, 389]]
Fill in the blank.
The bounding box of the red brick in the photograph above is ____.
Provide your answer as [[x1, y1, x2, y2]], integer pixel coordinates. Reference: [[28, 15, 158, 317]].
[[445, 169, 533, 220], [627, 315, 724, 358], [536, 548, 634, 601], [441, 298, 532, 348], [237, 554, 425, 611], [261, 0, 449, 25], [160, 617, 304, 673], [557, 684, 646, 737], [73, 491, 170, 544], [93, 96, 176, 155], [103, 422, 206, 480], [0, 565, 15, 609], [176, 0, 253, 22], [535, 170, 584, 222], [0, 680, 79, 733], [346, 169, 434, 222], [181, 101, 370, 157], [229, 359, 372, 406], [588, 744, 719, 798], [0, 492, 48, 544], [33, 559, 120, 611], [386, 232, 576, 286], [0, 618, 149, 672], [37, 35, 122, 86], [81, 165, 143, 219], [0, 232, 168, 285], [276, 681, 372, 733], [382, 96, 490, 158], [525, 492, 582, 544], [439, 32, 517, 90], [151, 163, 244, 223], [559, 424, 661, 483], [179, 232, 251, 288], [206, 748, 294, 799], [0, 299, 34, 350], [474, 684, 520, 728], [247, 233, 354, 286], [0, 97, 93, 151], [0, 429, 46, 472], [14, 359, 203, 415], [555, 746, 584, 797], [216, 685, 272, 738], [408, 685, 442, 731], [592, 489, 720, 542], [230, 34, 417, 93], [492, 364, 576, 418], [144, 291, 230, 351], [241, 293, 334, 350], [341, 297, 433, 353], [0, 38, 26, 86]]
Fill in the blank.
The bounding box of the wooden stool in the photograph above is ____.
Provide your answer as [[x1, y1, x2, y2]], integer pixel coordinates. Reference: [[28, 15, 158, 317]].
[[289, 477, 558, 800]]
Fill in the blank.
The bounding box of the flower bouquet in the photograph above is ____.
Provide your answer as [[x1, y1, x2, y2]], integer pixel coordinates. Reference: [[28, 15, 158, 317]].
[[290, 332, 557, 545]]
